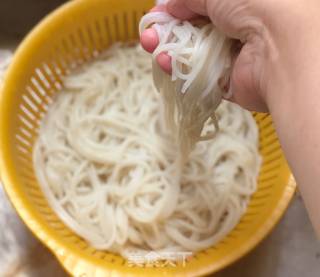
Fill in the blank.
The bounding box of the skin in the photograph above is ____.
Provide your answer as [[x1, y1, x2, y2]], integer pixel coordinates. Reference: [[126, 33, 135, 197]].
[[140, 0, 320, 235]]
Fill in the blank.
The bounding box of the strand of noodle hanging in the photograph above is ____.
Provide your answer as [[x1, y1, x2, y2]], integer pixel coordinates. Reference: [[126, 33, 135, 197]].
[[139, 12, 233, 155]]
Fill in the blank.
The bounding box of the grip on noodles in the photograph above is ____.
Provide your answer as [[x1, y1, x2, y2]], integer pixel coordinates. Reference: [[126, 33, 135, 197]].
[[140, 11, 233, 154]]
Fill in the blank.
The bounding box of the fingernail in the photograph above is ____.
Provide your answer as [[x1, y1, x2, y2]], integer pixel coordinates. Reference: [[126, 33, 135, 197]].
[[140, 29, 159, 53], [156, 52, 172, 74]]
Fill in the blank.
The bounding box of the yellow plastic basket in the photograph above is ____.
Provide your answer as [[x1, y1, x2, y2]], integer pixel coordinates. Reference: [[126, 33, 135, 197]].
[[0, 0, 296, 276]]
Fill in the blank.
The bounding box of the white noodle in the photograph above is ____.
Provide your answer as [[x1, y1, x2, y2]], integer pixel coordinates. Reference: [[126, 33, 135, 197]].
[[140, 12, 233, 154], [33, 45, 261, 259]]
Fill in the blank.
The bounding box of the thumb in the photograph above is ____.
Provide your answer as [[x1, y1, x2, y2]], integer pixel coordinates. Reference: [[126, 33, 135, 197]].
[[229, 43, 268, 112]]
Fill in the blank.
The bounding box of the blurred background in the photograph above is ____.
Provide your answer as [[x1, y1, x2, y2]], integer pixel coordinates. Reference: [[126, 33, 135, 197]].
[[0, 0, 65, 43], [0, 1, 319, 276]]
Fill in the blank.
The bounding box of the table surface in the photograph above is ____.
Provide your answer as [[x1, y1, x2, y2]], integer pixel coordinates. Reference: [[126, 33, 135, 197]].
[[0, 38, 319, 277]]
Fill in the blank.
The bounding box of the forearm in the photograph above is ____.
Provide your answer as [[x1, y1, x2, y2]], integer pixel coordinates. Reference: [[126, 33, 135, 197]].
[[270, 77, 320, 235], [266, 5, 320, 234]]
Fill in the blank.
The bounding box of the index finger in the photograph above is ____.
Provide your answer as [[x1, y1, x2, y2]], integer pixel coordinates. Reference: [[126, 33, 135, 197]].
[[167, 0, 203, 20]]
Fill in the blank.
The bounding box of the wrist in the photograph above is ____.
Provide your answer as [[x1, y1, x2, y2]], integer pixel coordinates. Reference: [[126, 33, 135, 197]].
[[259, 1, 320, 113]]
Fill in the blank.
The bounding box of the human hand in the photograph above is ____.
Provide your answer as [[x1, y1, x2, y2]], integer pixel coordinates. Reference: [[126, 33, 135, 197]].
[[140, 0, 293, 112]]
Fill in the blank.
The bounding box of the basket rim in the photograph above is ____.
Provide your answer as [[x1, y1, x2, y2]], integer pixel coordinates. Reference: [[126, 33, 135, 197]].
[[0, 0, 297, 276]]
